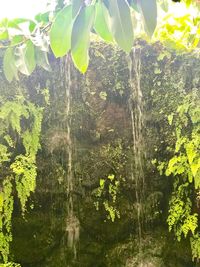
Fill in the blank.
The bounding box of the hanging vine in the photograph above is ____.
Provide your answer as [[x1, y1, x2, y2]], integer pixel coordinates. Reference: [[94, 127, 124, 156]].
[[158, 89, 200, 260], [0, 95, 43, 262]]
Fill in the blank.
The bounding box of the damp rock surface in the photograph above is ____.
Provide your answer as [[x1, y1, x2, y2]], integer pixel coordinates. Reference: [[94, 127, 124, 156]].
[[0, 40, 199, 266]]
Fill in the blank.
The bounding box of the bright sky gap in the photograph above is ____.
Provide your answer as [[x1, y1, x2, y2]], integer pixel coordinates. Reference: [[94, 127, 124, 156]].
[[0, 0, 49, 19]]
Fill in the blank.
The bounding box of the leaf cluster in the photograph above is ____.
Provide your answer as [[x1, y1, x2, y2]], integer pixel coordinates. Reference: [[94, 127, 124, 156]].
[[159, 90, 200, 260], [0, 0, 158, 80], [155, 7, 200, 52], [93, 174, 121, 222], [0, 97, 43, 263]]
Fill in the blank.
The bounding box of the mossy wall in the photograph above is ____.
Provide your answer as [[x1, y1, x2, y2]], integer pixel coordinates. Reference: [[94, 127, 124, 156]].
[[1, 40, 200, 267]]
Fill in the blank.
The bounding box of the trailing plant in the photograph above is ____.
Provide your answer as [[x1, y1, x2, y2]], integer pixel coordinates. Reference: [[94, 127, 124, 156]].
[[0, 177, 13, 264], [0, 96, 43, 263], [158, 90, 200, 260]]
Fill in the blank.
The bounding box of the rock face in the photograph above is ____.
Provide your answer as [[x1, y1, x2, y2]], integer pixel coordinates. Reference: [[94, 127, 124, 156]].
[[1, 41, 200, 266]]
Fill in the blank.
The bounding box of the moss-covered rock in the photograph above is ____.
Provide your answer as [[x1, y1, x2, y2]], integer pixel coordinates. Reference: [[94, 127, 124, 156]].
[[0, 40, 199, 266]]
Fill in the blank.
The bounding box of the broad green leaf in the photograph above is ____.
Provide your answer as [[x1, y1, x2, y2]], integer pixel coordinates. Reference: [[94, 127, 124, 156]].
[[8, 18, 31, 26], [35, 48, 51, 71], [35, 12, 50, 23], [29, 21, 37, 32], [94, 1, 113, 43], [8, 18, 36, 35], [8, 18, 28, 30], [11, 35, 24, 46], [138, 0, 157, 37], [107, 0, 134, 53], [71, 5, 95, 73], [15, 40, 36, 75], [50, 5, 73, 58], [3, 47, 18, 82], [72, 0, 82, 17]]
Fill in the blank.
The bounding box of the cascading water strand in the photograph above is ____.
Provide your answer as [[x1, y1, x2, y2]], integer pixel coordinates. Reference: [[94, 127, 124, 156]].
[[62, 55, 80, 259], [128, 46, 146, 250]]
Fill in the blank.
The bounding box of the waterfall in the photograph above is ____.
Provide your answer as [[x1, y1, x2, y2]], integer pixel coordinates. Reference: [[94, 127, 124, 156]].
[[128, 47, 145, 248], [61, 55, 80, 259]]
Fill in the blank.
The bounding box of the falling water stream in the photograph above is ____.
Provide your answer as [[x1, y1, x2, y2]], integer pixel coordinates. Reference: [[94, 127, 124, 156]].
[[49, 48, 146, 264], [128, 47, 146, 250], [62, 55, 80, 260]]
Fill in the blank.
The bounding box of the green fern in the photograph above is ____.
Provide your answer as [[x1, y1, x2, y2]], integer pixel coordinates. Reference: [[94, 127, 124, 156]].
[[161, 90, 200, 259], [0, 96, 44, 262]]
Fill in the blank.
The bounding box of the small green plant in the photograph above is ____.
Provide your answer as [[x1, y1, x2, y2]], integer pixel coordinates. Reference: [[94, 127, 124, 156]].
[[93, 174, 120, 222], [157, 90, 200, 260]]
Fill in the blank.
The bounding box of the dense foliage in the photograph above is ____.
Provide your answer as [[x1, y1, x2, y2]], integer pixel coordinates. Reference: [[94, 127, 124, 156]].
[[0, 93, 44, 262], [155, 89, 200, 259], [0, 0, 199, 81], [0, 0, 200, 265]]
